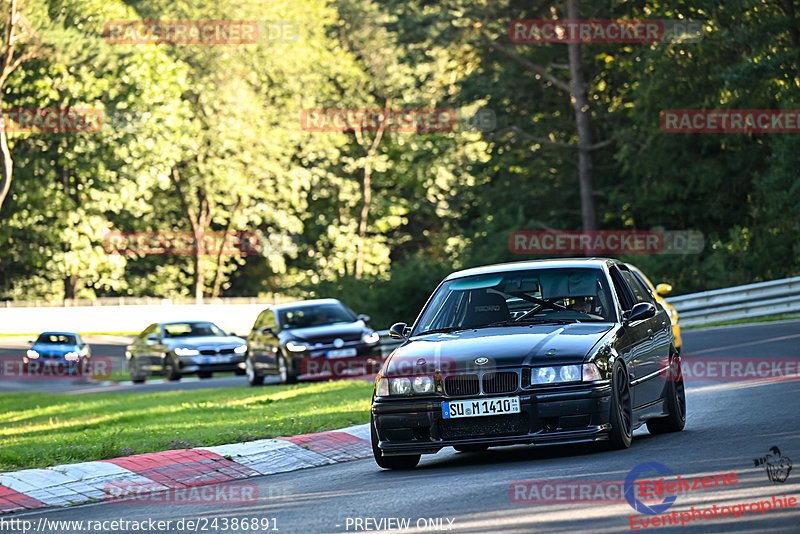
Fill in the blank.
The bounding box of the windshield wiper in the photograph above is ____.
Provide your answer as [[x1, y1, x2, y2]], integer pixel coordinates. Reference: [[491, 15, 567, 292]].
[[415, 326, 468, 336], [481, 318, 579, 327]]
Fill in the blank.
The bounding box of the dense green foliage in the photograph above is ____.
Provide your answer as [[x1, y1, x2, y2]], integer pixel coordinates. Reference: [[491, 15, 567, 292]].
[[0, 0, 797, 328]]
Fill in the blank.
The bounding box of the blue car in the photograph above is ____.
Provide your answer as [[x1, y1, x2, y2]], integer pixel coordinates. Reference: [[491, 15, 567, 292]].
[[24, 332, 91, 373]]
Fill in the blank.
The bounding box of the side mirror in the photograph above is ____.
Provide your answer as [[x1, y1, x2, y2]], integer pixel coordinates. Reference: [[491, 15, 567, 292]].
[[624, 302, 656, 324], [388, 322, 409, 340], [260, 326, 275, 336], [146, 333, 159, 342], [656, 283, 673, 296], [228, 332, 237, 337], [358, 314, 371, 323], [27, 339, 34, 345]]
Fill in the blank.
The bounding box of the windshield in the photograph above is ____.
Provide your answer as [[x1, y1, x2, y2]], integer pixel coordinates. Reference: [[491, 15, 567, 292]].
[[278, 303, 357, 329], [36, 334, 77, 345], [162, 322, 226, 338], [413, 268, 614, 335]]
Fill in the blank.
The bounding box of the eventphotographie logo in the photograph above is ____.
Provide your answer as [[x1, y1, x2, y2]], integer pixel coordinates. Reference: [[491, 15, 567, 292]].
[[753, 446, 792, 484]]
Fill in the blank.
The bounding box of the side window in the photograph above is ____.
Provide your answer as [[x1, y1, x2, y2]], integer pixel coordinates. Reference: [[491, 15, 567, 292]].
[[609, 267, 635, 311], [140, 324, 158, 339], [263, 310, 277, 332], [620, 269, 655, 305], [253, 310, 267, 331]]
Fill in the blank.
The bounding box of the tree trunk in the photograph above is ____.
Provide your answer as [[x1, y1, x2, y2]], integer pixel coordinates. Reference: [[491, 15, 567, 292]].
[[211, 197, 241, 299], [353, 103, 388, 279], [355, 159, 372, 279], [566, 0, 597, 232], [0, 0, 18, 214]]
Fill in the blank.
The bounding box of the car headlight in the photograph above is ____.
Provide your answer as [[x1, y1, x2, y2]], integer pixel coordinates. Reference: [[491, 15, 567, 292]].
[[530, 363, 603, 385], [362, 331, 380, 344], [64, 352, 80, 361], [376, 375, 437, 396], [412, 376, 435, 393], [286, 341, 308, 352], [234, 345, 247, 354], [174, 348, 200, 356], [26, 349, 39, 359]]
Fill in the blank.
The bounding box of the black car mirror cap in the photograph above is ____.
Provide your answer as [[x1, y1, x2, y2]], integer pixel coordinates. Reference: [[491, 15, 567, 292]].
[[389, 322, 409, 340], [358, 314, 371, 323], [624, 302, 656, 324], [260, 326, 275, 335]]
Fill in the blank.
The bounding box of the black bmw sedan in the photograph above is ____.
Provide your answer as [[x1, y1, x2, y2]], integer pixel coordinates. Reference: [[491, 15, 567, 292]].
[[126, 321, 247, 382], [244, 298, 382, 386], [370, 258, 686, 469]]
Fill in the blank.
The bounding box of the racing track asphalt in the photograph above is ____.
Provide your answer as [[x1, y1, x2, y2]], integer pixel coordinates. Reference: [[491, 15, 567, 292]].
[[5, 320, 800, 533]]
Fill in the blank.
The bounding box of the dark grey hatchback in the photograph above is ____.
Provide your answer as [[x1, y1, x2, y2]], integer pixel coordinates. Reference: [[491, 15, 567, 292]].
[[370, 258, 686, 469], [126, 321, 247, 382], [244, 298, 382, 386]]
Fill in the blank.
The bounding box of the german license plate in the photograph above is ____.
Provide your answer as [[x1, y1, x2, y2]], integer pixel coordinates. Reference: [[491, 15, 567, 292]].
[[204, 355, 227, 364], [326, 348, 357, 359], [442, 397, 520, 419]]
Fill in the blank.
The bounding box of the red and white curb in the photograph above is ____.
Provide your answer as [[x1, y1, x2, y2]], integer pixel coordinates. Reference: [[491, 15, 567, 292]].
[[0, 424, 370, 515]]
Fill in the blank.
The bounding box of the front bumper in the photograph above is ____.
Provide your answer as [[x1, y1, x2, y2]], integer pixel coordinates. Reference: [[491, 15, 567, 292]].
[[372, 383, 612, 455], [179, 354, 245, 373]]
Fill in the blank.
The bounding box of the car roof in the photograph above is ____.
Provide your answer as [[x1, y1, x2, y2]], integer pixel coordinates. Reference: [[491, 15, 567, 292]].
[[156, 321, 218, 326], [270, 298, 343, 310], [444, 258, 619, 281], [38, 331, 80, 337]]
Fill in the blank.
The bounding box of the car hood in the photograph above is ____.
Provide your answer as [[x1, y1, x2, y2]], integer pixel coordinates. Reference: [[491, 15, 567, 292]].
[[385, 323, 614, 375], [30, 343, 79, 356], [163, 336, 245, 348], [285, 322, 367, 340]]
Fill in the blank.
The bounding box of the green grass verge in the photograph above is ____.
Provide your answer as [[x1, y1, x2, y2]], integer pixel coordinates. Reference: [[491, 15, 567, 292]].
[[683, 314, 800, 330], [0, 380, 372, 472], [103, 370, 238, 382]]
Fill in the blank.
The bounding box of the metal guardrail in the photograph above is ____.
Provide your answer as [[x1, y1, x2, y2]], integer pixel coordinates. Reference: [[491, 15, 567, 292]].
[[377, 330, 403, 357], [669, 276, 800, 327]]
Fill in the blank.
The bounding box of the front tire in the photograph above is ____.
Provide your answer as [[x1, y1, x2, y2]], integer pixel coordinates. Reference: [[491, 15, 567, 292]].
[[246, 357, 264, 386], [164, 354, 181, 381], [605, 360, 633, 450], [371, 416, 420, 469], [647, 350, 686, 434], [129, 357, 147, 384]]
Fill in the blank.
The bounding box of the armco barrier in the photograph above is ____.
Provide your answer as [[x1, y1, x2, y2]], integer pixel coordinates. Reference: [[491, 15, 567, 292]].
[[669, 276, 800, 327]]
